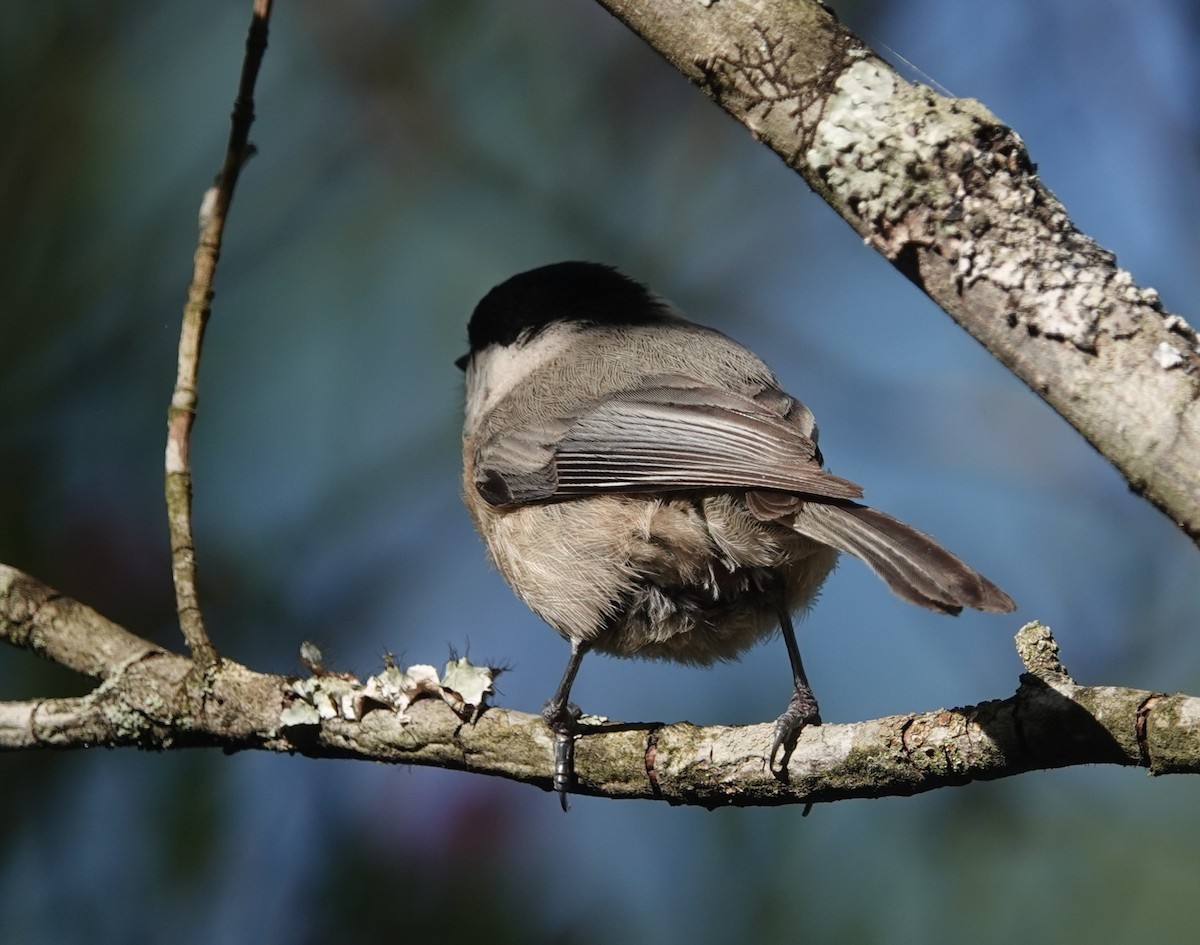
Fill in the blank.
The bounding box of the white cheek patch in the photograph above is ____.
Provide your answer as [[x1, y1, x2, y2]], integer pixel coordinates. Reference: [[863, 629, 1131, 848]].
[[466, 324, 580, 428]]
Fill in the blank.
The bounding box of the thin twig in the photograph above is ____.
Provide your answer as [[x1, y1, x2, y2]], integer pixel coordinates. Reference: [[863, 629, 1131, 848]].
[[165, 0, 275, 667]]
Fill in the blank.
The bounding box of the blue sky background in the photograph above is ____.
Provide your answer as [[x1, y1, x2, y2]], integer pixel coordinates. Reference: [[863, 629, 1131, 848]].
[[2, 2, 1198, 942]]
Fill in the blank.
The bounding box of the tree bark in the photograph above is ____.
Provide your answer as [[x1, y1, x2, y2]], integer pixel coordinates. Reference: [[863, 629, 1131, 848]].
[[593, 0, 1200, 544]]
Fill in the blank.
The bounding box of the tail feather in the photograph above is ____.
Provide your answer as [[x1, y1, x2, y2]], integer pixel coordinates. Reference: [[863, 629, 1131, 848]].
[[795, 502, 1015, 615]]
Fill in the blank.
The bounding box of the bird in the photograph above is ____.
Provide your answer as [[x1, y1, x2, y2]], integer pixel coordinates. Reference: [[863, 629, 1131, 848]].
[[457, 261, 1014, 806]]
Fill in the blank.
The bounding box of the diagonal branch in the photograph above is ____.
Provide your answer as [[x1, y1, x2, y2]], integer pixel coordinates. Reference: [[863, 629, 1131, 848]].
[[3, 565, 1198, 807], [591, 0, 1200, 545], [165, 0, 275, 667]]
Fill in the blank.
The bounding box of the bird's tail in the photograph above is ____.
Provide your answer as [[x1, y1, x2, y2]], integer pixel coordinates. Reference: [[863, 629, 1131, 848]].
[[794, 501, 1015, 615]]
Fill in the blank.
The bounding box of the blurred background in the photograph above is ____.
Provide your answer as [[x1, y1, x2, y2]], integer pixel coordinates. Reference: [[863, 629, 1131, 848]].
[[2, 1, 1198, 942]]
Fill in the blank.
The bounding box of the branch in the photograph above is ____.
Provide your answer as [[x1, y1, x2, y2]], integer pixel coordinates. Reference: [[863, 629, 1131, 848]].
[[3, 565, 1198, 807], [165, 0, 275, 667], [592, 0, 1200, 545]]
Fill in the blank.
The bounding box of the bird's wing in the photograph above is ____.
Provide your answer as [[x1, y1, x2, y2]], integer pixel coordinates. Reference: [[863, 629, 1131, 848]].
[[473, 375, 864, 506]]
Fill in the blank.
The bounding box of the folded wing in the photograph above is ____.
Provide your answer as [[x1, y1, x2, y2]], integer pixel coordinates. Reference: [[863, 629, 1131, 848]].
[[473, 376, 863, 506]]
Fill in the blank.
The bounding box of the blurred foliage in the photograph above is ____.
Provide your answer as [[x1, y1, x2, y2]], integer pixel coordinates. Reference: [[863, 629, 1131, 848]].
[[1, 1, 1198, 944]]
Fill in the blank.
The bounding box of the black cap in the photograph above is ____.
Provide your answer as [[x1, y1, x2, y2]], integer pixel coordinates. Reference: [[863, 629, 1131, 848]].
[[457, 262, 671, 369]]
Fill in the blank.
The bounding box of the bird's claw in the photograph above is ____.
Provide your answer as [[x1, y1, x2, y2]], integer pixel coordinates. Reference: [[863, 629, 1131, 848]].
[[552, 731, 576, 811], [767, 687, 821, 774], [543, 700, 583, 810]]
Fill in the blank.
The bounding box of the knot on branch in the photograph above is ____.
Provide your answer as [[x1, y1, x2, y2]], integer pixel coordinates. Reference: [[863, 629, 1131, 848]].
[[1014, 621, 1073, 682]]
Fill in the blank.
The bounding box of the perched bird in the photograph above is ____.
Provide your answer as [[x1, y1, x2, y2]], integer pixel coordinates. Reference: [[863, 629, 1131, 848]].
[[457, 262, 1014, 805]]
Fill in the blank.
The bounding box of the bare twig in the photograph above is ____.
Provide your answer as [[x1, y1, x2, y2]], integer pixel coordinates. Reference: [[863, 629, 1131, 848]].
[[165, 0, 275, 667]]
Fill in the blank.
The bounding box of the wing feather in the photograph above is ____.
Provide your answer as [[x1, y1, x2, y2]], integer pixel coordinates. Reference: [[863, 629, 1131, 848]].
[[473, 379, 863, 506]]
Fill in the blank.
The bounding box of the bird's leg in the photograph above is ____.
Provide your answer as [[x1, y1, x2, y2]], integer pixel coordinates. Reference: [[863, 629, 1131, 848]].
[[542, 641, 590, 810], [768, 606, 821, 773]]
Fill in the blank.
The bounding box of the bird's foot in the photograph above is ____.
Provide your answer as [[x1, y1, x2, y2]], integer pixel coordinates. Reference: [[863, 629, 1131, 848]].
[[767, 685, 821, 775], [542, 699, 583, 811]]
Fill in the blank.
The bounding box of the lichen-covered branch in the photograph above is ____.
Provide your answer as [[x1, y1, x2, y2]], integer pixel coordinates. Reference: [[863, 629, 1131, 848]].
[[593, 0, 1200, 544], [3, 565, 1198, 807]]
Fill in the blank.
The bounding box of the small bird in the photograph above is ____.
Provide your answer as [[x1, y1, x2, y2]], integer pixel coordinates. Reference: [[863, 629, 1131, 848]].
[[457, 262, 1014, 805]]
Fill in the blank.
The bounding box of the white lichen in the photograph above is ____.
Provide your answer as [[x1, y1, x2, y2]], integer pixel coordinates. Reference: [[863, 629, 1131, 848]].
[[279, 649, 496, 729]]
